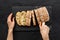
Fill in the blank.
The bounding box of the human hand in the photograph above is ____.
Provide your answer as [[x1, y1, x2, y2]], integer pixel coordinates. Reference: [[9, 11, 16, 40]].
[[7, 13, 15, 31], [39, 22, 50, 40]]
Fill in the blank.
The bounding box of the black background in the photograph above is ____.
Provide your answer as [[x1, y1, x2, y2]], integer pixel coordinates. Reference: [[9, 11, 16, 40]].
[[0, 0, 60, 40]]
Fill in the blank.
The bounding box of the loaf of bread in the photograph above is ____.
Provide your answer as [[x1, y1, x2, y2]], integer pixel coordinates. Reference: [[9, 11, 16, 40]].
[[16, 7, 50, 26]]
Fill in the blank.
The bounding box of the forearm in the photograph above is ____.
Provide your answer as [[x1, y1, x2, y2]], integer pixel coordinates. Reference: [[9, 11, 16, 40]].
[[7, 29, 13, 40]]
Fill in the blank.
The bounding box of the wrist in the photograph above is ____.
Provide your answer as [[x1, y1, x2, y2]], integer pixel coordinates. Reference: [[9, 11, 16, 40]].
[[42, 34, 49, 40], [8, 29, 13, 32]]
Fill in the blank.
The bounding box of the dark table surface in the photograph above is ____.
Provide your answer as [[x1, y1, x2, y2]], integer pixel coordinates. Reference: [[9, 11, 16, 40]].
[[0, 0, 60, 40]]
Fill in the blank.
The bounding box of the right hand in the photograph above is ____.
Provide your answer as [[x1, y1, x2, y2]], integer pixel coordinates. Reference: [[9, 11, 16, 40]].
[[39, 22, 50, 38]]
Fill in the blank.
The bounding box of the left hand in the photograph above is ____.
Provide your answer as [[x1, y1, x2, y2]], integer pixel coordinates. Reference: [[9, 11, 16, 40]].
[[7, 13, 15, 31]]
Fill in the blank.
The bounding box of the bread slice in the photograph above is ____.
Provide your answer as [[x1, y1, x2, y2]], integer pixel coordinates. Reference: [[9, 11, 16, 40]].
[[34, 9, 40, 24], [37, 7, 50, 22], [31, 10, 36, 26], [25, 10, 31, 26]]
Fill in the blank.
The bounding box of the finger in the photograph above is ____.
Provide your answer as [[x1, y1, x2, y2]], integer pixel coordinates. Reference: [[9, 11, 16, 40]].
[[39, 22, 42, 26], [39, 22, 42, 29], [7, 13, 13, 21], [42, 22, 45, 26], [12, 17, 15, 22]]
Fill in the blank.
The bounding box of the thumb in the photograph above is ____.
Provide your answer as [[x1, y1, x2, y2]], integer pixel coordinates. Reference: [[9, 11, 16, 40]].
[[42, 22, 45, 26], [12, 17, 15, 22], [39, 22, 42, 26]]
